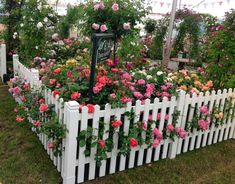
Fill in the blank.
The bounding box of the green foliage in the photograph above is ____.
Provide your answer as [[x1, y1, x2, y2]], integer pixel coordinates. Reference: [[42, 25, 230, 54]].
[[202, 10, 235, 89], [144, 19, 157, 34]]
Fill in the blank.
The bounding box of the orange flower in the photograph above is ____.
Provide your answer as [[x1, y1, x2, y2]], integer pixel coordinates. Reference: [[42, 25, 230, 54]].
[[179, 85, 187, 91], [206, 80, 213, 88]]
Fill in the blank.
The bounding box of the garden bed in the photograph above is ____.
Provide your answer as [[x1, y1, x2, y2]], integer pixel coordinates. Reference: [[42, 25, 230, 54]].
[[11, 59, 235, 184]]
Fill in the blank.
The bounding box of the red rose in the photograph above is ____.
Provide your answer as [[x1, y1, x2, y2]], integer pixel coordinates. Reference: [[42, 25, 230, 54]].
[[98, 139, 106, 149], [129, 138, 138, 148], [54, 68, 61, 74], [70, 92, 81, 100], [86, 104, 95, 113], [111, 120, 123, 128], [39, 103, 49, 112], [53, 90, 60, 97], [111, 68, 118, 73]]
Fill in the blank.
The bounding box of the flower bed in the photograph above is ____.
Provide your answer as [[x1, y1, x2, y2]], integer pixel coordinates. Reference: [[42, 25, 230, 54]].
[[9, 67, 235, 183]]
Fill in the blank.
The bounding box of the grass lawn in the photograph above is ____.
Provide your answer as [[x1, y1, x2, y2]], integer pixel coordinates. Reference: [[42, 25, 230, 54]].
[[0, 82, 235, 184]]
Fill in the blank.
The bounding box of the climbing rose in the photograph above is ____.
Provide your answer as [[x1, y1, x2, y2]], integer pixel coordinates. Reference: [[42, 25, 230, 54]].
[[98, 139, 106, 149], [39, 103, 49, 112], [86, 104, 95, 113], [112, 3, 119, 11], [53, 90, 60, 97], [166, 124, 174, 132], [34, 120, 41, 127], [178, 130, 188, 138], [112, 120, 123, 128], [54, 68, 61, 74], [198, 119, 210, 131], [152, 139, 160, 148], [129, 138, 138, 148], [48, 142, 54, 149], [199, 106, 209, 115]]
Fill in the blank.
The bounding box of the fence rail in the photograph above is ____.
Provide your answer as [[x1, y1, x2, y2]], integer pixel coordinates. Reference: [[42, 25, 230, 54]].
[[12, 59, 235, 184]]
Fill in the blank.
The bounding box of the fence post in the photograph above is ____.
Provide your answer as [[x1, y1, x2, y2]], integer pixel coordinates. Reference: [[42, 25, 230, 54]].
[[31, 68, 39, 89], [13, 54, 19, 76], [62, 101, 80, 184], [168, 90, 186, 159], [0, 44, 6, 80]]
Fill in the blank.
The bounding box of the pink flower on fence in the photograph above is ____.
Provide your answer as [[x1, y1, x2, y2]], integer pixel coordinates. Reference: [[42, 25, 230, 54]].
[[143, 121, 147, 130], [16, 115, 24, 123], [110, 93, 117, 99], [98, 139, 106, 149], [133, 91, 143, 99], [161, 85, 169, 91], [198, 119, 210, 131], [39, 98, 45, 103], [48, 142, 54, 149], [53, 90, 60, 97], [166, 124, 174, 132], [129, 138, 138, 148], [121, 96, 132, 104], [152, 139, 160, 148], [112, 120, 123, 129], [13, 86, 21, 96], [39, 103, 49, 112], [100, 25, 108, 32], [153, 128, 163, 140], [157, 113, 169, 121], [175, 127, 188, 138], [112, 3, 119, 11], [34, 120, 41, 128], [199, 106, 209, 115]]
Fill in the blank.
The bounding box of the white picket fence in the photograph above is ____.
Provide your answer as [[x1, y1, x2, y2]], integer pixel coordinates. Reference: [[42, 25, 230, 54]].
[[0, 44, 6, 80], [13, 54, 41, 89], [12, 60, 235, 184]]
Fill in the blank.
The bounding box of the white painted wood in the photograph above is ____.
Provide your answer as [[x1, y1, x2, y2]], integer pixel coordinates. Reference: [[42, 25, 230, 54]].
[[196, 91, 210, 149], [88, 105, 100, 180], [183, 93, 197, 153], [146, 98, 160, 163], [137, 99, 151, 166], [110, 106, 122, 174], [0, 44, 6, 80], [62, 101, 80, 184], [208, 90, 222, 145], [190, 92, 203, 151], [119, 102, 132, 171], [201, 90, 216, 147], [128, 100, 141, 168], [169, 91, 185, 158], [213, 89, 227, 144], [99, 104, 111, 177]]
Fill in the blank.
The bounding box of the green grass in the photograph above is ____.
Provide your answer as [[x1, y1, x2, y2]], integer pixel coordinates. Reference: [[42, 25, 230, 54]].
[[0, 82, 235, 184]]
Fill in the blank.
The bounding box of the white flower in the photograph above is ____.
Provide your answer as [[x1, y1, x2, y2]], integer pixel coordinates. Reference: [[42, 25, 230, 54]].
[[37, 22, 43, 29], [157, 71, 163, 76], [167, 78, 173, 82], [13, 35, 17, 39], [35, 46, 39, 50], [14, 32, 18, 36], [168, 73, 173, 77], [43, 17, 48, 23], [20, 23, 24, 27], [147, 75, 152, 80]]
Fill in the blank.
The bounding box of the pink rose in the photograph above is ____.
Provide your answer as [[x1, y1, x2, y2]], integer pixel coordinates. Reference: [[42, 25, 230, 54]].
[[92, 23, 100, 30], [129, 138, 138, 148], [112, 3, 119, 11], [48, 142, 54, 149], [39, 103, 49, 112], [133, 91, 143, 99], [110, 93, 116, 99], [178, 130, 187, 138], [199, 106, 209, 115], [70, 92, 81, 100], [98, 139, 106, 149], [143, 121, 147, 130], [16, 115, 24, 123], [49, 79, 56, 85], [13, 86, 21, 96], [123, 22, 131, 30], [99, 2, 105, 10], [100, 24, 108, 32], [112, 120, 123, 128], [161, 85, 169, 91], [198, 119, 210, 131], [94, 3, 100, 10], [34, 120, 41, 127], [137, 79, 146, 85], [166, 124, 174, 132], [152, 139, 160, 148]]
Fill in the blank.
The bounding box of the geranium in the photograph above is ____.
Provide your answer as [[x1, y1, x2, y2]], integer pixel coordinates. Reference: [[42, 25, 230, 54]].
[[129, 138, 138, 148]]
